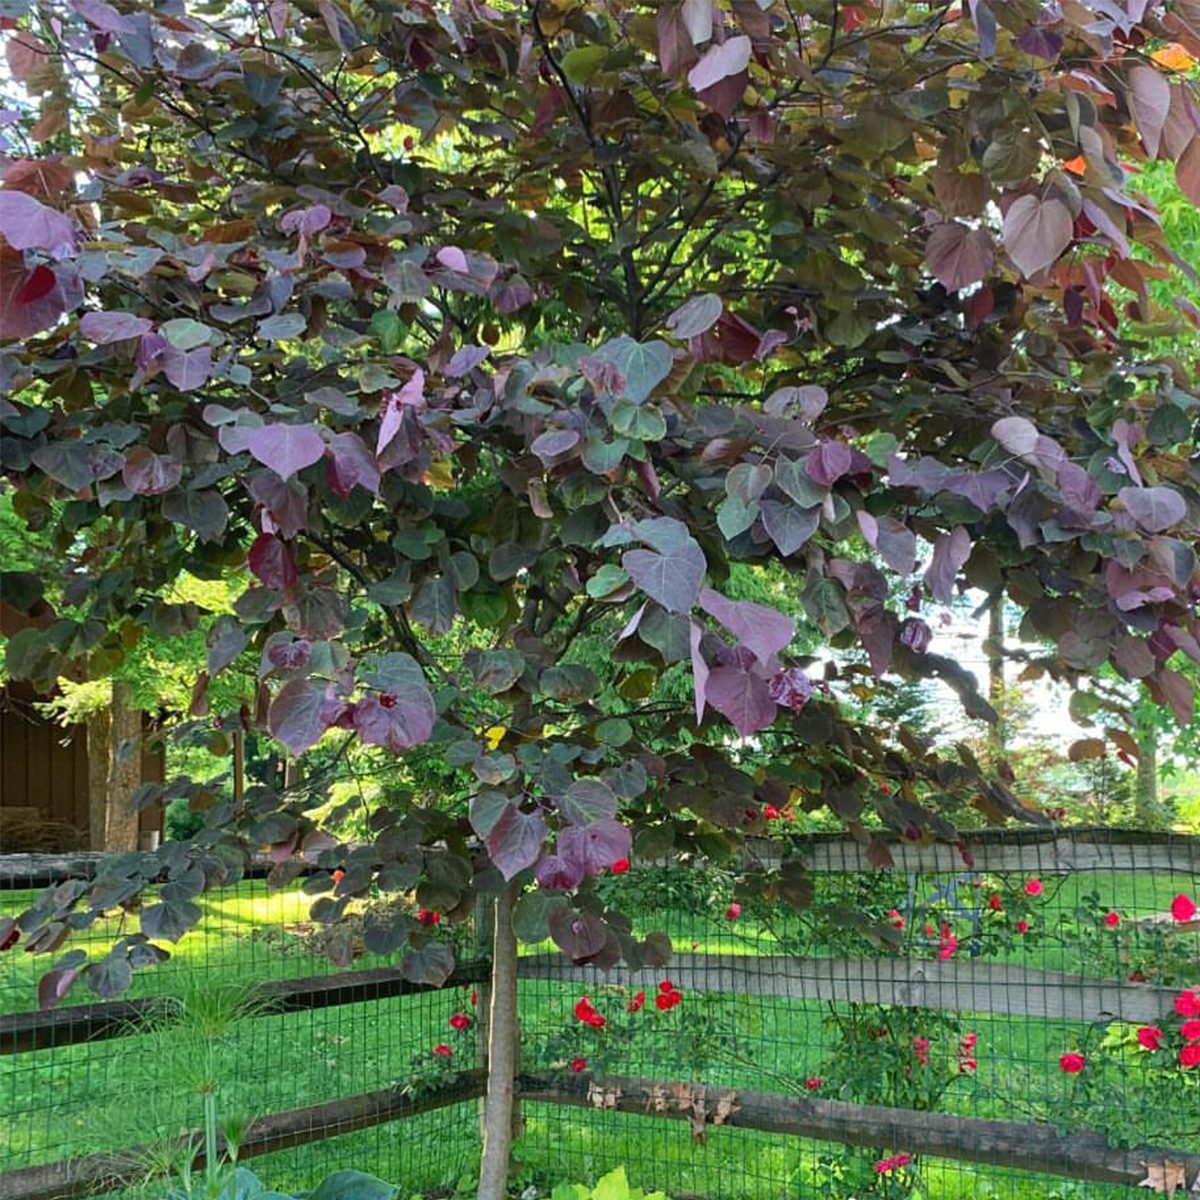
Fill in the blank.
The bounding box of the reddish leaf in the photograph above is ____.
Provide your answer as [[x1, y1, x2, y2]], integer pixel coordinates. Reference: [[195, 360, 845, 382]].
[[79, 311, 153, 343], [1177, 135, 1200, 206], [267, 677, 330, 755], [1130, 65, 1172, 159], [806, 440, 853, 486], [924, 526, 972, 603], [161, 345, 212, 392], [0, 246, 69, 338], [38, 966, 80, 1011], [705, 664, 777, 736], [248, 532, 298, 589], [0, 189, 75, 256], [925, 222, 994, 291], [991, 415, 1039, 457], [622, 519, 707, 614], [558, 819, 632, 876], [1118, 486, 1186, 533], [247, 423, 326, 481], [698, 587, 794, 664], [122, 447, 182, 495], [1002, 195, 1072, 278], [325, 431, 380, 497], [69, 0, 136, 34], [688, 35, 750, 92], [353, 686, 436, 753], [2, 158, 74, 200]]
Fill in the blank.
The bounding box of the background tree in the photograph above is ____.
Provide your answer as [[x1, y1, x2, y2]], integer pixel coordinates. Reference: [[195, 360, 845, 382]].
[[1, 3, 1198, 1197]]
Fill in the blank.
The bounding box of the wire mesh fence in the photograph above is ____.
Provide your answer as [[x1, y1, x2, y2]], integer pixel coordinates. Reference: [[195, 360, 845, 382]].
[[2, 828, 1198, 1200]]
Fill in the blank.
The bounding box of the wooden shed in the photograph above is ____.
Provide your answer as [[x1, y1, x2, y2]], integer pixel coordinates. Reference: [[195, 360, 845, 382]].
[[0, 602, 165, 852]]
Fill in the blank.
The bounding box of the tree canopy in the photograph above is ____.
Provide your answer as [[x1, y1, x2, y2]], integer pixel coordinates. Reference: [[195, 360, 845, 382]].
[[1, 0, 1198, 1000]]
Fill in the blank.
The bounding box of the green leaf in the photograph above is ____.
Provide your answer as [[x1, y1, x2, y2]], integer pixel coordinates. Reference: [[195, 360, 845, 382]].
[[561, 44, 608, 83], [160, 318, 212, 350], [593, 1167, 632, 1200], [370, 309, 403, 351], [306, 1171, 398, 1200], [586, 564, 630, 599], [513, 891, 567, 943], [594, 336, 673, 404]]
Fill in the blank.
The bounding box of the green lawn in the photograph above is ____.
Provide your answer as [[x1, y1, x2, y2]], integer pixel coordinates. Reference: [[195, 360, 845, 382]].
[[2, 867, 1197, 1200]]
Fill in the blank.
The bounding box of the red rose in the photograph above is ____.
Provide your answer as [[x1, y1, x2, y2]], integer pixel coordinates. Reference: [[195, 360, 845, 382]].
[[571, 1057, 588, 1073], [1058, 1052, 1085, 1073], [1024, 879, 1043, 897], [574, 996, 606, 1028], [959, 1057, 977, 1072], [803, 1077, 822, 1091], [987, 893, 1003, 912], [611, 858, 630, 875], [763, 805, 780, 820], [1016, 919, 1030, 934], [449, 1013, 471, 1031], [658, 979, 675, 993], [1136, 1026, 1163, 1050], [1175, 990, 1200, 1019], [627, 990, 646, 1013], [655, 986, 683, 1011], [887, 909, 904, 930], [725, 903, 742, 921], [470, 990, 478, 1007], [1170, 894, 1197, 922], [880, 782, 890, 795], [1181, 1044, 1200, 1069], [433, 1044, 453, 1058], [417, 908, 441, 926], [1180, 1019, 1200, 1041], [1103, 911, 1120, 928]]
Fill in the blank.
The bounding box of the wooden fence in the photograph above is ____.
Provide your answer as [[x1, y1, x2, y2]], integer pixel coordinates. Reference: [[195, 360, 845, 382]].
[[2, 829, 1198, 1200]]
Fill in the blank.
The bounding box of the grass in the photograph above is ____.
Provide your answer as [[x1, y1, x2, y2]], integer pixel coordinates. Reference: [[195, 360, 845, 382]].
[[2, 865, 1198, 1200]]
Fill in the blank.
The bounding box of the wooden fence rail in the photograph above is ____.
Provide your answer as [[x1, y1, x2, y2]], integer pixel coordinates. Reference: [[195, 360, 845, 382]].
[[7, 1067, 1197, 1200], [1, 1071, 487, 1200], [4, 947, 1178, 1056], [4, 829, 1198, 889], [518, 1072, 1200, 1192], [518, 952, 1179, 1026], [1, 960, 489, 1054]]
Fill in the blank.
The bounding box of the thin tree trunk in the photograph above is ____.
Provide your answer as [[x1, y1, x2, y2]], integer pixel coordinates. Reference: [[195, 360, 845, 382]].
[[106, 682, 141, 851], [86, 703, 111, 850], [478, 883, 519, 1200], [1134, 727, 1164, 830], [986, 600, 1005, 769]]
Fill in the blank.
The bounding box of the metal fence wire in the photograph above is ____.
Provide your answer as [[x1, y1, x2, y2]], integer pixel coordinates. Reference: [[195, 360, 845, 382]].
[[2, 828, 1199, 1200]]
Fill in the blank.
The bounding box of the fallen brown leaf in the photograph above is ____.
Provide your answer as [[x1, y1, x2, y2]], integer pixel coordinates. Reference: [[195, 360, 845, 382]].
[[1139, 1159, 1188, 1199]]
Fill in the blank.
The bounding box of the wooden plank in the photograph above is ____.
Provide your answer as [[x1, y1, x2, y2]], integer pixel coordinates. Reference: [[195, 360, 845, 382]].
[[0, 1069, 486, 1200], [0, 853, 322, 889], [517, 1071, 1200, 1191], [517, 952, 1177, 1026], [1, 959, 491, 1055], [5, 828, 1198, 888], [754, 829, 1200, 875]]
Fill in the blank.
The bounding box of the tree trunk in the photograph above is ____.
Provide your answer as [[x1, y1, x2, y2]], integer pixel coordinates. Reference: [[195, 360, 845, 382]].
[[86, 703, 111, 850], [86, 682, 141, 850], [986, 600, 1005, 769], [105, 682, 141, 851], [477, 883, 519, 1200], [1134, 727, 1165, 830]]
